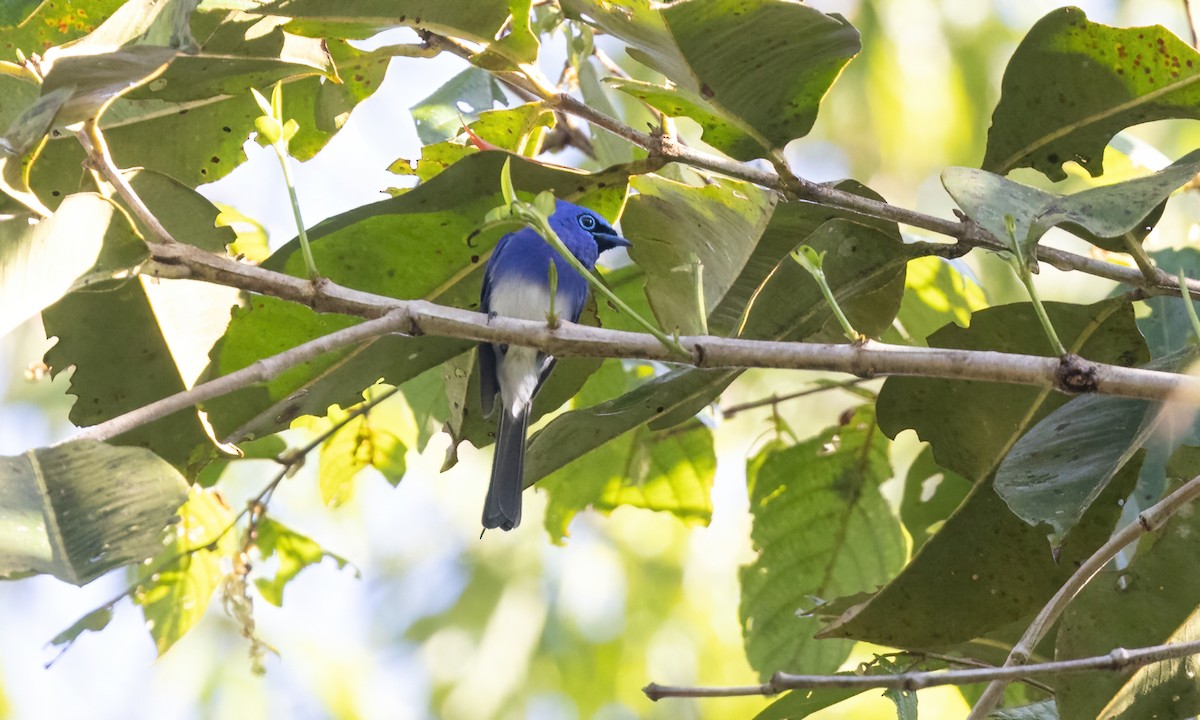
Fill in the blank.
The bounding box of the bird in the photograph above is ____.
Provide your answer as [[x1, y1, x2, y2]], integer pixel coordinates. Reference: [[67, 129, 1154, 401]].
[[478, 198, 630, 531]]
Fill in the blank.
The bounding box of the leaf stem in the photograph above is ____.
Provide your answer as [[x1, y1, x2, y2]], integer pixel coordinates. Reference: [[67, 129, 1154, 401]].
[[1016, 261, 1066, 356], [270, 142, 319, 281], [791, 247, 859, 341], [1180, 268, 1200, 343]]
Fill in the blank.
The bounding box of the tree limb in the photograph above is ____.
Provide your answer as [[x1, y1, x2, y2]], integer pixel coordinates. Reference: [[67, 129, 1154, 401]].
[[643, 638, 1200, 700], [45, 237, 1200, 445], [965, 472, 1200, 719]]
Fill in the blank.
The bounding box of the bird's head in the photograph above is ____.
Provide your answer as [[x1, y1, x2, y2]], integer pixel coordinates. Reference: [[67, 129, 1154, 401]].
[[550, 199, 631, 254]]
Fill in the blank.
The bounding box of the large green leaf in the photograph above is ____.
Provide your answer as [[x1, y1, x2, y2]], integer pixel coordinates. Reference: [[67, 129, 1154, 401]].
[[741, 408, 906, 679], [624, 173, 777, 335], [0, 440, 188, 586], [0, 1, 126, 53], [0, 194, 116, 338], [566, 0, 860, 159], [899, 445, 972, 554], [891, 256, 988, 345], [539, 362, 715, 539], [1056, 505, 1200, 720], [1138, 248, 1200, 359], [819, 300, 1149, 648], [43, 177, 233, 472], [995, 346, 1200, 545], [134, 486, 235, 656], [984, 8, 1200, 180], [204, 151, 631, 441]]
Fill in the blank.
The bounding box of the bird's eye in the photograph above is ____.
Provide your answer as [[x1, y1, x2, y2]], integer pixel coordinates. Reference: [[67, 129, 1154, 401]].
[[578, 214, 597, 230]]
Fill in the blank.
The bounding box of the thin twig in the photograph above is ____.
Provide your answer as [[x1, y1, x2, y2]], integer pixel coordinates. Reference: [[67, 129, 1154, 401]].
[[1185, 0, 1200, 47], [720, 379, 873, 418], [78, 119, 177, 245], [70, 310, 413, 443], [966, 473, 1200, 719], [425, 32, 1200, 301], [643, 638, 1200, 700]]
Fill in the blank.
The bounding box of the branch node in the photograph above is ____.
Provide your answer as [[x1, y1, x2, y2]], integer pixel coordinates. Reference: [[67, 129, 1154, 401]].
[[1109, 647, 1133, 669], [1055, 353, 1099, 394], [642, 683, 664, 702], [692, 341, 707, 367]]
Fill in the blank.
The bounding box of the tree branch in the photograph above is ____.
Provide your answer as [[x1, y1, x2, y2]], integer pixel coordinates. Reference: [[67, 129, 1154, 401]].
[[643, 638, 1200, 700], [965, 472, 1200, 719], [43, 238, 1200, 445], [423, 33, 1200, 301]]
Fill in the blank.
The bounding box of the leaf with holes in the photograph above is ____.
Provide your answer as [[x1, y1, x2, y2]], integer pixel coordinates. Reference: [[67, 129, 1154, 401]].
[[984, 7, 1200, 180], [741, 408, 906, 678], [566, 0, 860, 159], [819, 300, 1149, 648]]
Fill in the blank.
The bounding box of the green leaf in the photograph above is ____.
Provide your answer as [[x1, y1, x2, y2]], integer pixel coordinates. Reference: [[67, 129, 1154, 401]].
[[577, 58, 635, 167], [741, 408, 906, 678], [0, 1, 126, 54], [135, 486, 235, 656], [253, 517, 353, 607], [819, 300, 1149, 648], [45, 604, 116, 664], [943, 152, 1200, 269], [388, 102, 555, 183], [246, 0, 513, 44], [1056, 504, 1200, 720], [43, 177, 233, 473], [899, 445, 972, 554], [0, 194, 115, 339], [410, 66, 506, 145], [311, 393, 409, 507], [204, 151, 630, 441], [991, 701, 1059, 720], [565, 0, 860, 159], [56, 0, 199, 52], [624, 173, 777, 335], [0, 440, 188, 585], [753, 687, 862, 720], [892, 256, 987, 345], [1137, 248, 1200, 358], [984, 7, 1200, 180], [39, 46, 178, 126], [472, 0, 539, 71], [995, 346, 1200, 545], [525, 367, 736, 486], [541, 410, 715, 541]]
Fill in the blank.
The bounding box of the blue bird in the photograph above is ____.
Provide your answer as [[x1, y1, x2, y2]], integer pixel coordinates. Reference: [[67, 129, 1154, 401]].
[[479, 199, 630, 531]]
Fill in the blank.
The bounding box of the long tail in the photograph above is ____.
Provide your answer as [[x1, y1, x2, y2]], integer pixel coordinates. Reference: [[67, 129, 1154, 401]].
[[482, 402, 530, 531]]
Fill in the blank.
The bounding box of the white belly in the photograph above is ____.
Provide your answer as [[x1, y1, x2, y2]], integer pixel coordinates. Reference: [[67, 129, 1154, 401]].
[[488, 279, 565, 414]]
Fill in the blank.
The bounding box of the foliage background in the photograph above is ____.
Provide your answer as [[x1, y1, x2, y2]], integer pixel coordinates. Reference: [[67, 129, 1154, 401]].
[[0, 0, 1196, 718]]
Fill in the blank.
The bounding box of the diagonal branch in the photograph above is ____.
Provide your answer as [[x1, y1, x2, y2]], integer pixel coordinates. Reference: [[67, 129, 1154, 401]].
[[425, 33, 1200, 301], [642, 637, 1200, 699], [965, 472, 1200, 718]]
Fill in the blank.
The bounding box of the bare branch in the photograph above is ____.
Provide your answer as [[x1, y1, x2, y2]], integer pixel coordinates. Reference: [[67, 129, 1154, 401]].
[[644, 638, 1200, 700], [71, 309, 412, 443], [40, 238, 1200, 445], [966, 472, 1200, 718]]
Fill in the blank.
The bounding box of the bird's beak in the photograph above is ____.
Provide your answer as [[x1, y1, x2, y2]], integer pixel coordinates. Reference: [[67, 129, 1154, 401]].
[[597, 231, 631, 250]]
